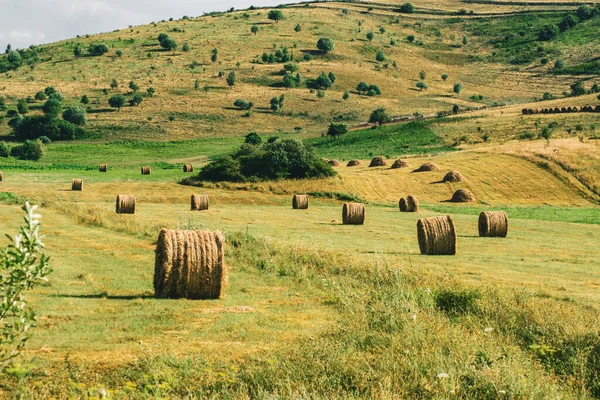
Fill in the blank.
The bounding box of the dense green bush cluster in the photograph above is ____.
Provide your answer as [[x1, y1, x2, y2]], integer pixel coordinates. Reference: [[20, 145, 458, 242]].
[[262, 47, 292, 63], [196, 139, 335, 182]]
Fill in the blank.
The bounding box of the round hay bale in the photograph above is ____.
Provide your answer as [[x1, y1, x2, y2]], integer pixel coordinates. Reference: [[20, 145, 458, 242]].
[[450, 189, 476, 203], [417, 215, 457, 255], [141, 166, 151, 175], [322, 158, 329, 163], [342, 202, 365, 225], [572, 106, 580, 113], [553, 107, 561, 113], [292, 194, 309, 209], [72, 178, 83, 191], [191, 194, 209, 211], [154, 229, 227, 300], [407, 195, 419, 212], [391, 159, 410, 169], [369, 156, 387, 167], [595, 106, 600, 113], [413, 162, 439, 172], [347, 159, 362, 167], [399, 197, 408, 212], [527, 109, 533, 115], [542, 108, 549, 114], [183, 164, 194, 173], [116, 195, 136, 214], [521, 108, 528, 115], [328, 159, 341, 166], [560, 107, 567, 113], [583, 105, 593, 112], [442, 170, 465, 183], [478, 211, 508, 238], [99, 164, 107, 172], [567, 107, 573, 113]]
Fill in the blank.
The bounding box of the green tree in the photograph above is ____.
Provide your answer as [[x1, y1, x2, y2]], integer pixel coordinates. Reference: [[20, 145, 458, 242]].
[[88, 43, 109, 56], [558, 14, 579, 32], [453, 83, 463, 95], [379, 26, 386, 34], [17, 99, 28, 115], [108, 94, 126, 110], [11, 140, 45, 160], [268, 10, 284, 23], [157, 33, 169, 44], [0, 203, 51, 372], [234, 99, 254, 110], [116, 49, 123, 57], [554, 59, 565, 69], [7, 51, 22, 66], [182, 43, 190, 52], [462, 36, 468, 45], [211, 48, 218, 63], [327, 123, 348, 140], [73, 45, 83, 58], [419, 70, 426, 80], [576, 4, 593, 20], [343, 91, 350, 100], [81, 95, 89, 104], [34, 91, 47, 101], [570, 81, 585, 96], [226, 71, 236, 88], [376, 50, 386, 62], [110, 78, 119, 89], [129, 80, 139, 92], [366, 32, 375, 41], [283, 73, 301, 88], [357, 81, 369, 94], [441, 73, 448, 81], [369, 107, 391, 126], [416, 81, 428, 91], [328, 72, 336, 84], [147, 87, 155, 97], [399, 3, 414, 13], [315, 72, 333, 89], [160, 38, 178, 52], [538, 24, 560, 41], [407, 35, 415, 43], [129, 93, 143, 106], [42, 99, 62, 118], [317, 38, 335, 53], [251, 25, 259, 35], [245, 132, 262, 145], [294, 24, 302, 33], [62, 107, 87, 125]]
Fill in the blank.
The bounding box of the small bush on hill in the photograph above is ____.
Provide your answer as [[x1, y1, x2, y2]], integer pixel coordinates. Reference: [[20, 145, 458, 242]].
[[10, 139, 45, 160]]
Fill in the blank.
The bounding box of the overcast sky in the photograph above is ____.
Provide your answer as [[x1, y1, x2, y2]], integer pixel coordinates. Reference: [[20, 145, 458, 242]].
[[0, 0, 297, 51]]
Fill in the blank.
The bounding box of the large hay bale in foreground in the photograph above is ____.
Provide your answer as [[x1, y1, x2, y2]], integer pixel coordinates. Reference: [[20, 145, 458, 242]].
[[116, 195, 136, 214], [99, 164, 107, 172], [478, 211, 508, 238], [342, 202, 365, 225], [72, 179, 83, 191], [399, 198, 408, 212], [347, 159, 362, 167], [407, 195, 419, 212], [292, 194, 309, 209], [183, 164, 194, 173], [191, 194, 209, 211], [450, 189, 476, 203], [391, 159, 410, 169], [141, 166, 151, 175], [369, 156, 387, 167], [154, 229, 227, 299], [443, 170, 465, 183], [417, 215, 457, 255], [413, 162, 439, 172], [328, 159, 341, 166]]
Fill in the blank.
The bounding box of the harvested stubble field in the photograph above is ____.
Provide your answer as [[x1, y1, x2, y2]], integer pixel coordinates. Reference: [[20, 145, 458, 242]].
[[2, 0, 600, 397]]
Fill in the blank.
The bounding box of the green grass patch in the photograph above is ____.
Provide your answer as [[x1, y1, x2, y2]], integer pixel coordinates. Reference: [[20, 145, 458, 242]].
[[306, 120, 453, 160]]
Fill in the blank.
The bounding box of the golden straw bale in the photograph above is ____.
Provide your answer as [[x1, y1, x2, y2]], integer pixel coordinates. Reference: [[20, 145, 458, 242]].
[[407, 195, 419, 212], [391, 159, 410, 169], [141, 166, 151, 175], [399, 198, 407, 212], [328, 159, 341, 166], [413, 162, 439, 172], [478, 211, 508, 237], [417, 215, 457, 255], [369, 156, 387, 167], [116, 195, 136, 214], [342, 202, 365, 225], [442, 171, 465, 183], [347, 159, 362, 167], [99, 164, 107, 172], [183, 164, 194, 173], [154, 229, 227, 299], [72, 179, 83, 191], [450, 189, 476, 202], [292, 194, 309, 209], [191, 194, 209, 211]]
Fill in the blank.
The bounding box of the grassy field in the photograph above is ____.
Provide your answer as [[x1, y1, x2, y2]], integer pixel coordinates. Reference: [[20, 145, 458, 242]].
[[1, 0, 600, 398]]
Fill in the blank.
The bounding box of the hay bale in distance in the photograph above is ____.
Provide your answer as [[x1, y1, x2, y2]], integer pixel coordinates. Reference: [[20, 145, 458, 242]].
[[391, 159, 410, 169], [183, 164, 194, 173], [342, 202, 365, 225], [399, 198, 408, 212], [478, 211, 508, 237], [141, 166, 151, 175], [560, 107, 567, 113], [99, 164, 107, 172], [347, 159, 362, 167], [328, 159, 341, 166], [407, 195, 419, 212], [154, 229, 227, 299], [116, 195, 136, 214], [292, 194, 309, 209], [417, 215, 457, 255], [369, 156, 387, 167], [595, 106, 600, 113], [413, 162, 439, 172], [553, 107, 561, 113], [443, 171, 465, 183], [191, 194, 209, 211], [567, 106, 573, 113], [521, 108, 528, 115], [72, 179, 83, 191], [450, 189, 476, 203], [0, 171, 3, 182]]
